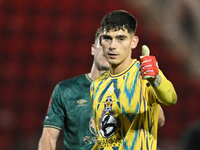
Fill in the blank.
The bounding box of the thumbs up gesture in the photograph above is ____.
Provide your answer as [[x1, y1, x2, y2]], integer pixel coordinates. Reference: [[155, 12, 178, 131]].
[[139, 45, 159, 81]]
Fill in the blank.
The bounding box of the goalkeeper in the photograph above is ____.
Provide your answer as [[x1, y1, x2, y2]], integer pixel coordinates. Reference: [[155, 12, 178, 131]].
[[90, 10, 177, 150]]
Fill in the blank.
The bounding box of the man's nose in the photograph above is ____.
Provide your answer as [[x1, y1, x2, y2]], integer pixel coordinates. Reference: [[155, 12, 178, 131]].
[[109, 39, 117, 50]]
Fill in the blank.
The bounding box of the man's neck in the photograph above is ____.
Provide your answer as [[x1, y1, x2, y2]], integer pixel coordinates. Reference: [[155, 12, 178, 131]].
[[110, 58, 133, 75], [88, 62, 106, 81]]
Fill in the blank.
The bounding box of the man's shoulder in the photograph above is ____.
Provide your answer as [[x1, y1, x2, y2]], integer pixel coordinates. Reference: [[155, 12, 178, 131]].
[[57, 74, 90, 88], [62, 74, 86, 82]]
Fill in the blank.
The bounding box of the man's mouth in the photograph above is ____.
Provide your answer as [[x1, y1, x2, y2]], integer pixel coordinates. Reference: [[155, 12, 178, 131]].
[[108, 53, 117, 59]]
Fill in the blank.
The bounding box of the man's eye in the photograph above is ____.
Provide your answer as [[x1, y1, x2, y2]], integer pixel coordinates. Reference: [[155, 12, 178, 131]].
[[119, 37, 125, 41], [103, 37, 111, 41]]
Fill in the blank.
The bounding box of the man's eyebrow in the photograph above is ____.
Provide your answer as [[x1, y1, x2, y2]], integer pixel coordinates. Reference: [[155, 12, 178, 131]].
[[102, 35, 111, 39], [116, 35, 127, 38], [102, 35, 127, 39]]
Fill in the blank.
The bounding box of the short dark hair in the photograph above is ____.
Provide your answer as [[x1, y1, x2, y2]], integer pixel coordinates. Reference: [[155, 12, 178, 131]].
[[101, 10, 137, 34]]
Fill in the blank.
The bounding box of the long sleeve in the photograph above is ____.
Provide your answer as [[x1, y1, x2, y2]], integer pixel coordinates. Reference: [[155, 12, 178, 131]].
[[152, 70, 177, 106]]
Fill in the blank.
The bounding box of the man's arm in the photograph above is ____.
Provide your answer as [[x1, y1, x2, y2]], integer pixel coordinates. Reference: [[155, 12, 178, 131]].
[[158, 106, 165, 127], [152, 72, 177, 105], [140, 45, 177, 106], [38, 127, 60, 150]]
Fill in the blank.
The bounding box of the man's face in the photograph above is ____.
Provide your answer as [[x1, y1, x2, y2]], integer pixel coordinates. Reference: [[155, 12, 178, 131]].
[[101, 29, 138, 67], [92, 37, 110, 71]]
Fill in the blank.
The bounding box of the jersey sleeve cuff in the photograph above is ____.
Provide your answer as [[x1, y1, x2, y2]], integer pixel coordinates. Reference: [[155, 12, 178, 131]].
[[43, 125, 62, 130]]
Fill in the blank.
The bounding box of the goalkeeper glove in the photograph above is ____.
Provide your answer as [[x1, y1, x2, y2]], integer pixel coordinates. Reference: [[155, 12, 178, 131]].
[[139, 45, 161, 87]]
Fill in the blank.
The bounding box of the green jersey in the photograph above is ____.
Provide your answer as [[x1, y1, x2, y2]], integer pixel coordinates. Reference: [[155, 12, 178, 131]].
[[43, 74, 97, 150]]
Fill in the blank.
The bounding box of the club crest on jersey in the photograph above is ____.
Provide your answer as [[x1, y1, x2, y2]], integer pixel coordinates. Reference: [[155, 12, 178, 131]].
[[101, 96, 115, 116], [104, 96, 112, 111]]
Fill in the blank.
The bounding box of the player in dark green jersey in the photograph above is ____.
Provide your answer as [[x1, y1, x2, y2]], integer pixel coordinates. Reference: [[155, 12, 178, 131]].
[[38, 28, 110, 150]]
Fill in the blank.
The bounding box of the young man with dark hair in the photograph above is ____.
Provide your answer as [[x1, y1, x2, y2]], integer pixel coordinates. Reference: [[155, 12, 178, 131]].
[[90, 10, 177, 150]]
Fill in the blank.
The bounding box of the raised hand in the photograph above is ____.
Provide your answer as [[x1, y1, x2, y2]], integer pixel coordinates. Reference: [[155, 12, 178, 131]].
[[139, 45, 161, 87]]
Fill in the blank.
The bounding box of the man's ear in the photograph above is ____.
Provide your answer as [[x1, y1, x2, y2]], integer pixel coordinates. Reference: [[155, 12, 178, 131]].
[[131, 36, 139, 49], [99, 35, 102, 46], [91, 44, 95, 55]]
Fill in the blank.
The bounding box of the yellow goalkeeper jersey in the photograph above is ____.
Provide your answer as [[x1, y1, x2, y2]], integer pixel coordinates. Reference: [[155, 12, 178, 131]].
[[90, 59, 160, 150]]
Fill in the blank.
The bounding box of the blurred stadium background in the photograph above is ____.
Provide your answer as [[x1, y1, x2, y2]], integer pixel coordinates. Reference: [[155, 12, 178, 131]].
[[0, 0, 200, 149]]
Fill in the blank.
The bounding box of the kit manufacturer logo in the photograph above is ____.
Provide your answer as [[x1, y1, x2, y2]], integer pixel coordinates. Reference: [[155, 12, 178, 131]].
[[77, 99, 87, 106]]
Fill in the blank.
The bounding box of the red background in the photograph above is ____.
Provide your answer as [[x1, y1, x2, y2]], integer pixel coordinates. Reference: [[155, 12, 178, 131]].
[[0, 0, 199, 149]]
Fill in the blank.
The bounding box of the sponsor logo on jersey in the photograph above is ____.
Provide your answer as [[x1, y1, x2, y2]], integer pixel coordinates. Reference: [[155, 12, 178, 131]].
[[100, 114, 117, 138], [97, 138, 123, 148], [83, 116, 97, 144], [77, 99, 87, 106]]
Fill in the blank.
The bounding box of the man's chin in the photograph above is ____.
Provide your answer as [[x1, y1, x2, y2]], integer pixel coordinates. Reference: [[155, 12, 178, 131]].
[[101, 65, 110, 71]]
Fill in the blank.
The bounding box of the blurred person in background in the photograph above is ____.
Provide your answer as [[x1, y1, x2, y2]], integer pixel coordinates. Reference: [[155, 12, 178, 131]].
[[38, 28, 110, 150]]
